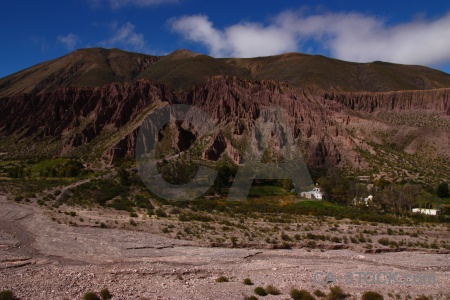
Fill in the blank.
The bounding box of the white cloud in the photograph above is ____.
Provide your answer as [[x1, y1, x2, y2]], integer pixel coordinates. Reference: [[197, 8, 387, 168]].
[[170, 11, 450, 67], [90, 0, 177, 9], [225, 22, 297, 58], [169, 15, 226, 56], [99, 22, 146, 51], [57, 33, 80, 51], [169, 15, 297, 58]]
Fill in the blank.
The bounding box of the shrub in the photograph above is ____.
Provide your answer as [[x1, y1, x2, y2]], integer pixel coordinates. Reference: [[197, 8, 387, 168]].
[[0, 290, 15, 300], [243, 278, 254, 285], [100, 288, 112, 300], [331, 236, 341, 243], [378, 238, 390, 246], [216, 276, 229, 283], [83, 292, 100, 300], [314, 289, 326, 297], [134, 194, 153, 209], [169, 207, 181, 214], [415, 296, 431, 300], [254, 286, 267, 296], [362, 291, 384, 300], [110, 197, 134, 211], [281, 232, 292, 241], [389, 240, 399, 248], [437, 182, 449, 198], [265, 285, 281, 295], [243, 296, 258, 300], [155, 208, 167, 218], [327, 286, 346, 299], [290, 288, 315, 300], [118, 167, 130, 186]]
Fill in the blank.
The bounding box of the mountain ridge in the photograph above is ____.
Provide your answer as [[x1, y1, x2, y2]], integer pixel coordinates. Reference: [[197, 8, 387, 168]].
[[2, 47, 450, 97]]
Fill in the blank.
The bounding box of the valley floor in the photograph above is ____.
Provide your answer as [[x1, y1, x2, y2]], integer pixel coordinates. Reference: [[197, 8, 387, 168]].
[[0, 195, 449, 300]]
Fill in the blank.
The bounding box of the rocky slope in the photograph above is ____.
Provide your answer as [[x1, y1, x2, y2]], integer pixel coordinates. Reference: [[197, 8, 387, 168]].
[[1, 76, 449, 183]]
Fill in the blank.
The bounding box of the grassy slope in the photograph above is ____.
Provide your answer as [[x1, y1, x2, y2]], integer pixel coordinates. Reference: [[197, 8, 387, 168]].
[[137, 52, 253, 90], [227, 53, 450, 92], [0, 48, 158, 97], [3, 48, 450, 96]]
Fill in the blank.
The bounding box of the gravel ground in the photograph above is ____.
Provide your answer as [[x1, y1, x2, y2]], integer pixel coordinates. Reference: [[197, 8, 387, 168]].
[[0, 195, 449, 299]]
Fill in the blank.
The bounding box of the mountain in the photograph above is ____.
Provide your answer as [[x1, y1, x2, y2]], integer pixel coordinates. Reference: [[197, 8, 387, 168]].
[[0, 48, 449, 185], [0, 48, 159, 97], [226, 53, 450, 92], [2, 48, 450, 97]]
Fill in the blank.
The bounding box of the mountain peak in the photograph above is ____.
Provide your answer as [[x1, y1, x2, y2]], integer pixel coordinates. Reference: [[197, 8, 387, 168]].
[[167, 49, 201, 59]]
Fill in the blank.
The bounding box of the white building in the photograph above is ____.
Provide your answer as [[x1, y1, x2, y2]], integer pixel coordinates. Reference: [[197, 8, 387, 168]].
[[300, 187, 323, 200], [412, 208, 439, 216], [353, 195, 373, 206]]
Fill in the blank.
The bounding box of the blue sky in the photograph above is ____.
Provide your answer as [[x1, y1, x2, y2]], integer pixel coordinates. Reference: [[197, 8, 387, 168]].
[[1, 0, 450, 78]]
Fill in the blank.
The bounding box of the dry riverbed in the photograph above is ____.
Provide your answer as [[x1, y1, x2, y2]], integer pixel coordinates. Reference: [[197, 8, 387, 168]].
[[0, 195, 449, 299]]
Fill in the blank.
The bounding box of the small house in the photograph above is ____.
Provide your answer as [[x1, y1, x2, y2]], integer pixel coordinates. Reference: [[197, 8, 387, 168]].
[[300, 187, 323, 200], [411, 208, 440, 216]]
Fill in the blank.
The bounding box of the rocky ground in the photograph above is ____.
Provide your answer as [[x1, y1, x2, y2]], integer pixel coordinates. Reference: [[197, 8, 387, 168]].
[[0, 194, 449, 300]]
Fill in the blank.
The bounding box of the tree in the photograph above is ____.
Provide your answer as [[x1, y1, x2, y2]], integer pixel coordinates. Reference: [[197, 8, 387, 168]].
[[214, 163, 238, 194], [379, 185, 401, 213], [437, 182, 449, 198], [317, 168, 352, 205], [399, 184, 421, 214], [118, 167, 130, 186]]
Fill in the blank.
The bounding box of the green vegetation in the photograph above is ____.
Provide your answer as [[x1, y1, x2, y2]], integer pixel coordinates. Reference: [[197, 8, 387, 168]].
[[437, 182, 449, 198], [155, 208, 167, 218], [0, 290, 15, 300], [254, 287, 268, 296], [314, 289, 326, 297], [83, 292, 101, 300], [66, 179, 130, 207], [99, 288, 112, 300], [327, 286, 346, 299], [290, 288, 315, 300], [243, 278, 254, 285], [215, 276, 229, 283], [136, 53, 252, 90], [6, 159, 86, 178], [414, 296, 431, 300], [362, 291, 384, 300], [265, 285, 281, 295]]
